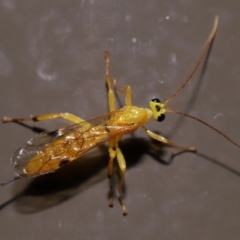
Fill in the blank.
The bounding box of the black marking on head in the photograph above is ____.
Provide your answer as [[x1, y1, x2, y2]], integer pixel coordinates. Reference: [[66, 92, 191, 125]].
[[157, 114, 165, 122], [59, 159, 70, 167], [155, 105, 161, 112], [151, 98, 161, 103]]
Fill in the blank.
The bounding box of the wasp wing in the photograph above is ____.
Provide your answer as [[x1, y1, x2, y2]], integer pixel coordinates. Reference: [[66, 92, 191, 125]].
[[12, 109, 132, 177]]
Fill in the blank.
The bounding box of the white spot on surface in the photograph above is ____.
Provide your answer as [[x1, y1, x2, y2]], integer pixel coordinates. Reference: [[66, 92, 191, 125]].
[[165, 15, 170, 20], [58, 220, 62, 227], [213, 112, 224, 121], [0, 51, 12, 76], [169, 52, 178, 66], [132, 38, 137, 43], [1, 0, 15, 10], [199, 191, 208, 199], [161, 197, 184, 214], [181, 15, 189, 23], [54, 25, 72, 40], [125, 15, 131, 21], [41, 9, 56, 23], [158, 79, 164, 84], [96, 210, 104, 222], [29, 37, 39, 57], [37, 60, 56, 81], [106, 37, 114, 42]]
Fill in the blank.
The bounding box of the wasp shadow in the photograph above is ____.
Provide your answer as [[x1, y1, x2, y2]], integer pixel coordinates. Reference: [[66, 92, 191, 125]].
[[0, 134, 168, 214], [1, 120, 239, 214]]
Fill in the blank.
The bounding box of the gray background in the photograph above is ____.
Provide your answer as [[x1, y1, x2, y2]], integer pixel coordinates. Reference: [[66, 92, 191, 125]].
[[0, 0, 240, 239]]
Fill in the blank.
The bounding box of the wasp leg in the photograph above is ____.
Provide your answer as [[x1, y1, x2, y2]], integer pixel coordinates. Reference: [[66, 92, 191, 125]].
[[105, 52, 128, 215], [107, 139, 116, 208], [105, 52, 117, 207], [142, 126, 197, 152], [107, 134, 128, 215], [113, 80, 132, 106], [105, 52, 116, 112], [115, 139, 128, 215], [107, 140, 128, 216], [3, 113, 85, 124], [105, 52, 133, 108]]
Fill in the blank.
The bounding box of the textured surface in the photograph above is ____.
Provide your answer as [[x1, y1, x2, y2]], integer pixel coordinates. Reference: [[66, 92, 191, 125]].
[[0, 1, 240, 239]]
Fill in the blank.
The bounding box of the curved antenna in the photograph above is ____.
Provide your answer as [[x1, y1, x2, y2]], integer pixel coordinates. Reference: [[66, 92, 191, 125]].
[[0, 176, 21, 187], [164, 15, 219, 106], [166, 108, 240, 148]]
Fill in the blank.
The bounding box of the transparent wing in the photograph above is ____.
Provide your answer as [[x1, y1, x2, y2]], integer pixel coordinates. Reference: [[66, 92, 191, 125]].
[[11, 109, 132, 177]]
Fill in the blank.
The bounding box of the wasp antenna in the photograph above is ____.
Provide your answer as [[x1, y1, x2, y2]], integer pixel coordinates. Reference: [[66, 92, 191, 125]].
[[164, 15, 219, 106], [166, 108, 240, 149], [0, 176, 21, 187], [104, 51, 110, 76]]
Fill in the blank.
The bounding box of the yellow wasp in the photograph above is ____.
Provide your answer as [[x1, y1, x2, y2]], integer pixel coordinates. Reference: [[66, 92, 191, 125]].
[[0, 16, 239, 215]]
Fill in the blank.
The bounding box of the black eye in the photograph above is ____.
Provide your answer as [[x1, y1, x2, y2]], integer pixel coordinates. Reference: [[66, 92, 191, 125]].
[[151, 98, 161, 103], [157, 114, 165, 122], [155, 105, 161, 112]]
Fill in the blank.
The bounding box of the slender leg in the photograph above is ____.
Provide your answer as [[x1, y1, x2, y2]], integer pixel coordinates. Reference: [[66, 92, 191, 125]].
[[105, 52, 119, 208], [113, 79, 132, 106], [115, 139, 127, 215], [3, 113, 85, 124], [105, 52, 115, 112], [141, 125, 197, 152], [105, 52, 128, 214], [105, 52, 132, 107], [107, 139, 116, 207]]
